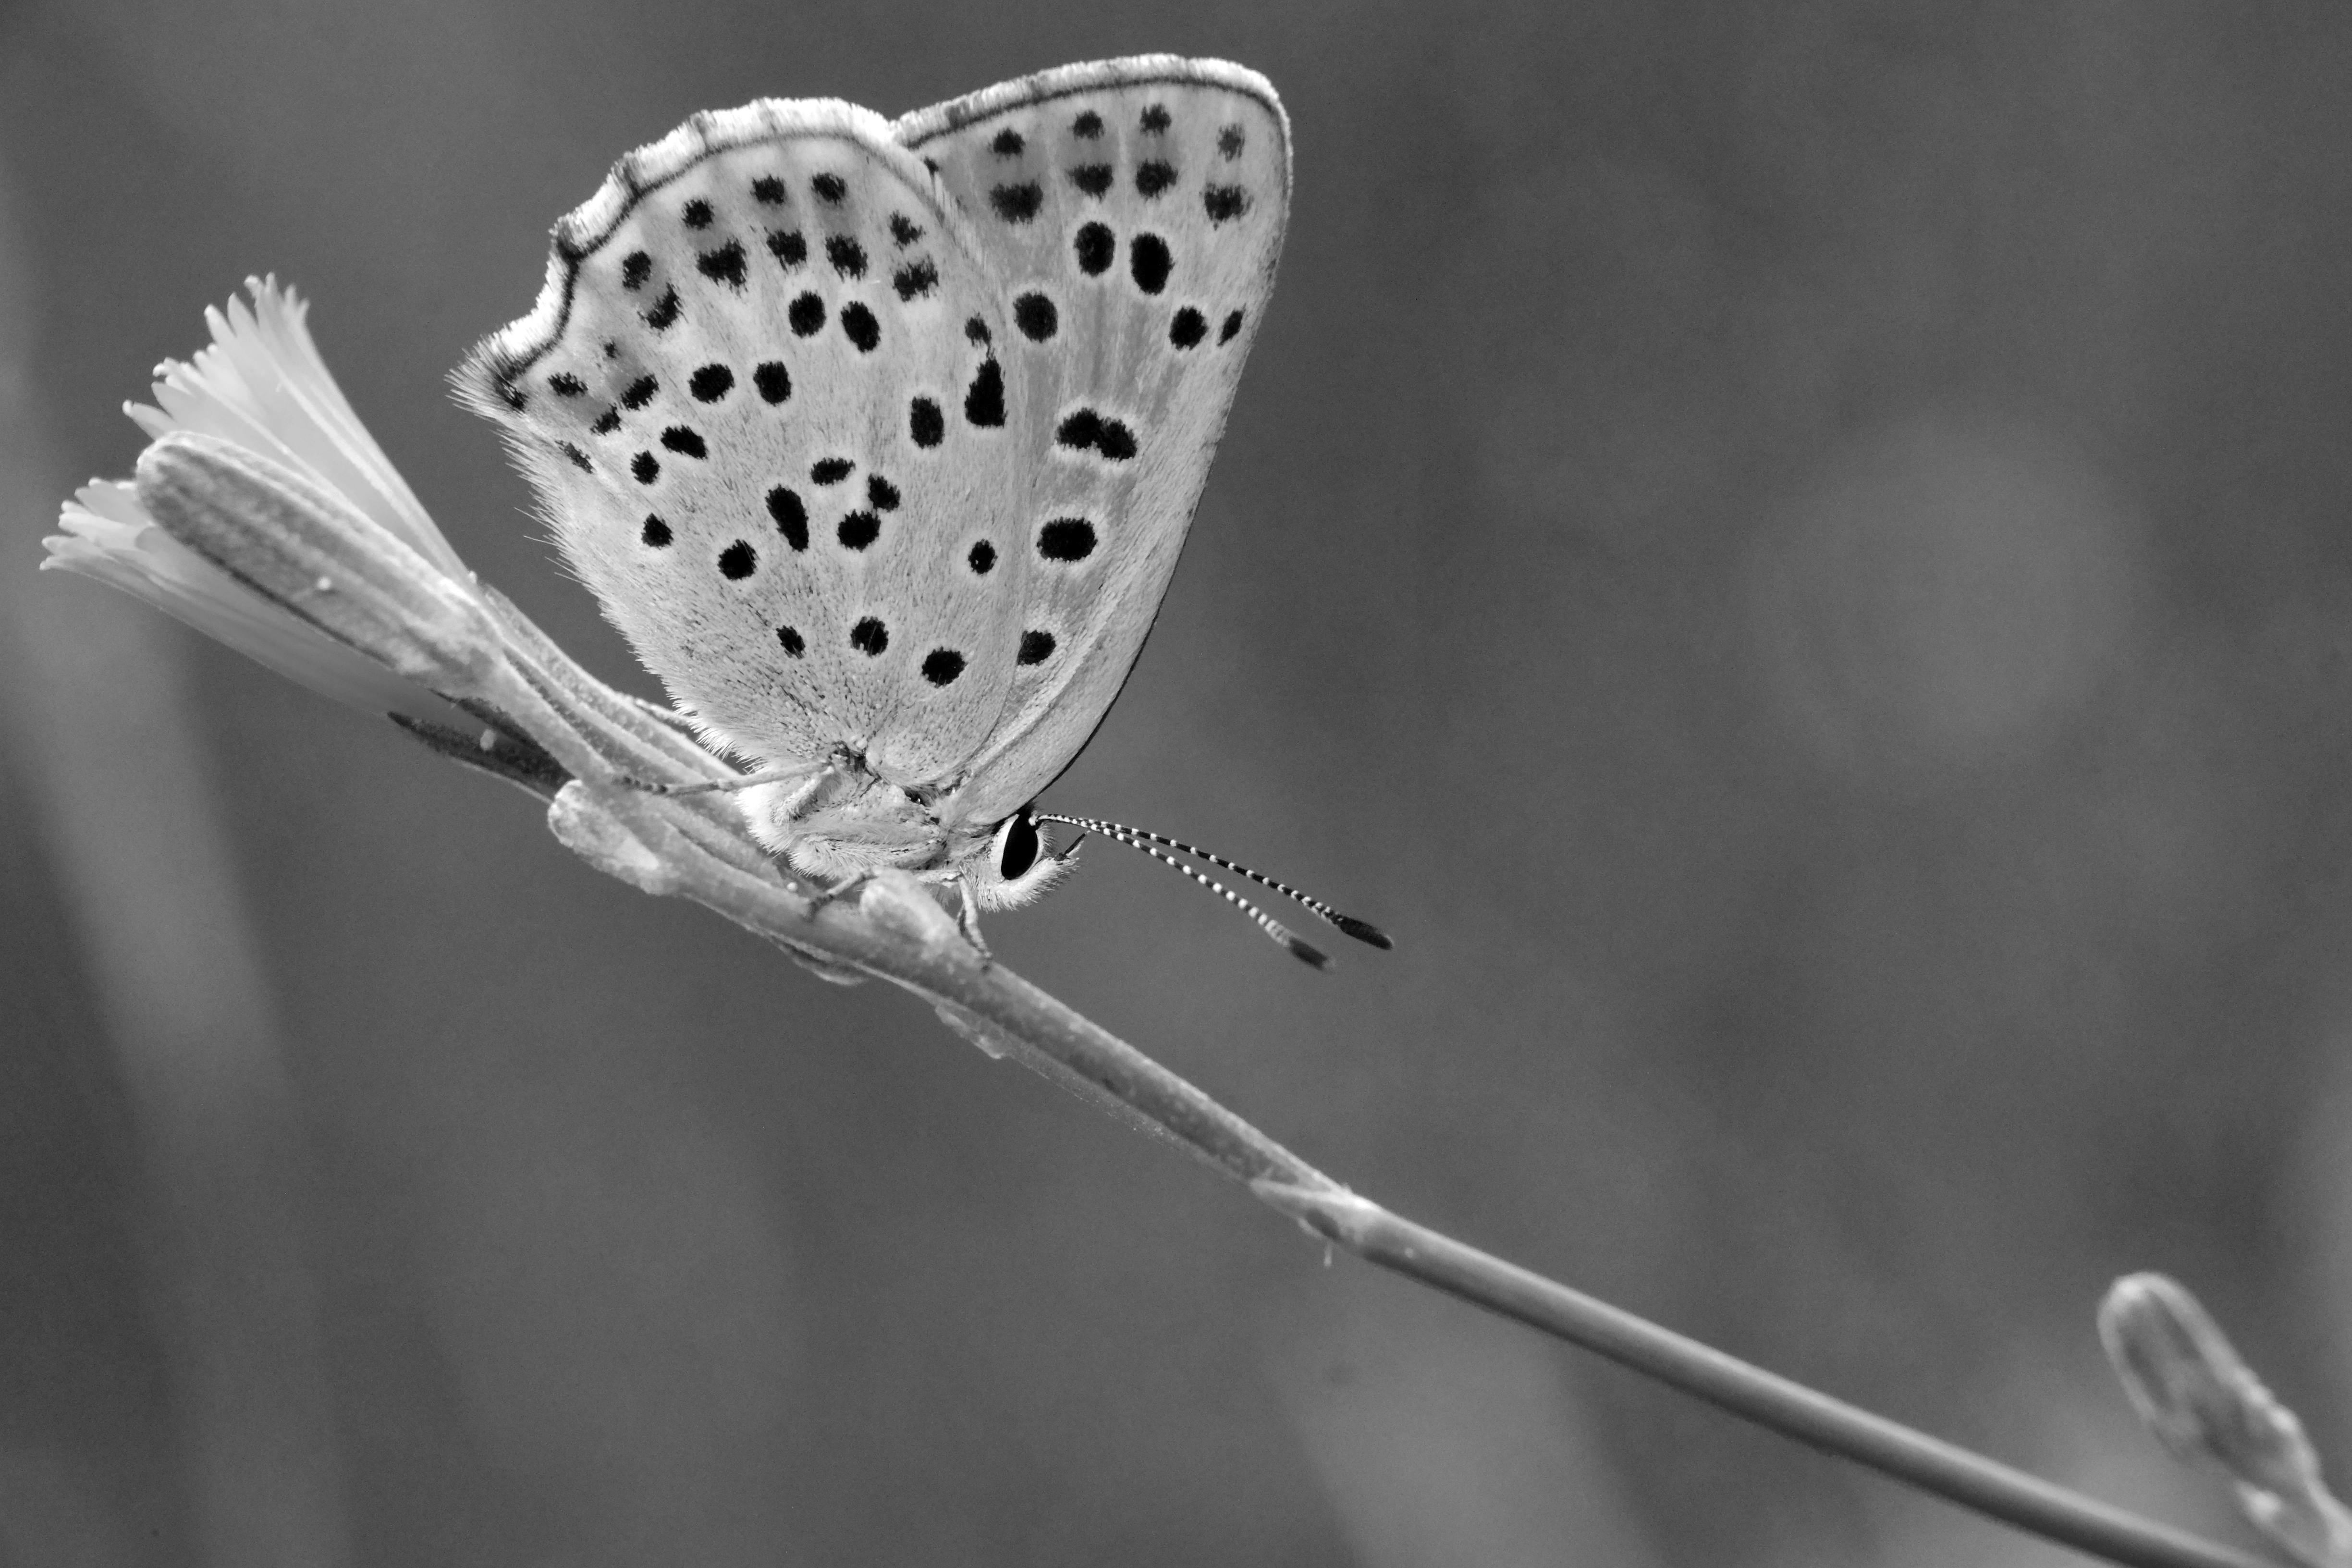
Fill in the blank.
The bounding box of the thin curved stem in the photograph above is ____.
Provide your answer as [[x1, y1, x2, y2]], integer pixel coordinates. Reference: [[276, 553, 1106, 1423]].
[[1259, 1188, 2274, 1568]]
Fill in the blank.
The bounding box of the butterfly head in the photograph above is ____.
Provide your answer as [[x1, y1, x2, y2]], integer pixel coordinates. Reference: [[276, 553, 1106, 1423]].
[[970, 805, 1080, 911]]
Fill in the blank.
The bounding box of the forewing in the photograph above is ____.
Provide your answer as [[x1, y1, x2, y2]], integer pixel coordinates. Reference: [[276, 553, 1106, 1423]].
[[894, 57, 1290, 827], [457, 101, 1032, 777]]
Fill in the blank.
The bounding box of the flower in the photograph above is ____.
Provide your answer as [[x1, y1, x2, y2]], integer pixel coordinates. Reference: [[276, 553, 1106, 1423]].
[[44, 278, 473, 725]]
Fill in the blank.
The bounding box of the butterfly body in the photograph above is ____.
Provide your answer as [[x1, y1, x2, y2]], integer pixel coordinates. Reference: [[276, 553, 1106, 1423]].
[[460, 58, 1289, 916]]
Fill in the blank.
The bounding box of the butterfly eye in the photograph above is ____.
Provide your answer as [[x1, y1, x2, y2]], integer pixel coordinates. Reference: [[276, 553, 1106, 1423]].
[[994, 811, 1041, 881]]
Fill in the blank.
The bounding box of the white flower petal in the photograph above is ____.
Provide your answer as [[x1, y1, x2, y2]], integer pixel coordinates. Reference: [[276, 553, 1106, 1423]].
[[47, 482, 470, 724], [43, 280, 481, 731], [135, 277, 467, 579]]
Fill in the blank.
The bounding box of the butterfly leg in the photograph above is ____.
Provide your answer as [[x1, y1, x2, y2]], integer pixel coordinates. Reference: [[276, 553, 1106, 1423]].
[[801, 868, 988, 961], [954, 876, 993, 961], [809, 867, 871, 906], [629, 763, 814, 799], [773, 761, 863, 822]]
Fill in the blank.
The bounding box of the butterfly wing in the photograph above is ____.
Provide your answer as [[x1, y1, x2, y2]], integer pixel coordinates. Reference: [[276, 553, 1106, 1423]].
[[457, 101, 1036, 780], [893, 57, 1291, 829], [458, 59, 1289, 843]]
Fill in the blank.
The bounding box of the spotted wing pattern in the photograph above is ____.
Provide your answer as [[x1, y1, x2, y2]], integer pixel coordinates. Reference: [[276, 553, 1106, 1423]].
[[458, 59, 1289, 829], [457, 101, 1038, 781], [895, 57, 1291, 829]]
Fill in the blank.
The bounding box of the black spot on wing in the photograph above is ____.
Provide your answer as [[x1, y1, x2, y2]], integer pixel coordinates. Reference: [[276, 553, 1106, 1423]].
[[1074, 223, 1114, 275], [836, 511, 880, 551], [754, 362, 791, 404], [689, 363, 734, 402], [1219, 308, 1246, 344], [1203, 185, 1249, 223], [811, 172, 846, 204], [1218, 124, 1245, 159], [825, 234, 867, 279], [549, 372, 586, 397], [777, 625, 804, 656], [1072, 110, 1103, 139], [989, 182, 1044, 223], [767, 229, 807, 269], [1135, 161, 1176, 198], [849, 617, 888, 656], [1069, 164, 1113, 197], [621, 251, 652, 291], [1037, 518, 1096, 562], [752, 175, 786, 205], [682, 198, 714, 229], [964, 358, 1004, 427], [1129, 233, 1173, 295], [866, 474, 900, 512], [631, 452, 660, 484], [560, 441, 592, 472], [591, 407, 621, 435], [967, 540, 995, 575], [1169, 307, 1207, 348], [1013, 293, 1057, 341], [640, 514, 671, 547], [1017, 629, 1056, 664], [1139, 104, 1171, 134], [990, 128, 1024, 157], [789, 293, 825, 335], [660, 425, 706, 459], [718, 540, 757, 579], [893, 259, 939, 301], [889, 212, 923, 245], [909, 396, 944, 448], [840, 302, 881, 352], [643, 284, 682, 330], [1054, 408, 1135, 461], [921, 649, 966, 686], [767, 486, 808, 551], [621, 374, 658, 410], [810, 457, 853, 485]]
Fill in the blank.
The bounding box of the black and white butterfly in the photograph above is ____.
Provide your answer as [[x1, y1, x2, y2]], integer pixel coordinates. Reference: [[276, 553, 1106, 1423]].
[[461, 57, 1384, 964]]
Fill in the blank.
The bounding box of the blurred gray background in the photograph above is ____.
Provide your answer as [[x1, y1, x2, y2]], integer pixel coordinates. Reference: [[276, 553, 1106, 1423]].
[[3, 3, 2348, 1565]]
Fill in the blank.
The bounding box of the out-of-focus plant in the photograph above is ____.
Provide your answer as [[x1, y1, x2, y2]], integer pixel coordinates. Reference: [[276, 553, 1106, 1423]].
[[2103, 1274, 2352, 1568], [43, 280, 2295, 1568]]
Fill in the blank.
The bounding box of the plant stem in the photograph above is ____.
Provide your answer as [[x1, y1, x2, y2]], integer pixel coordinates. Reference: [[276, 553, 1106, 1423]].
[[1258, 1187, 2276, 1568]]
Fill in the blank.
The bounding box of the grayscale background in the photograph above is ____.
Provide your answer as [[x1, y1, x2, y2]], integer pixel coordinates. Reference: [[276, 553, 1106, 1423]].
[[2, 3, 2346, 1564]]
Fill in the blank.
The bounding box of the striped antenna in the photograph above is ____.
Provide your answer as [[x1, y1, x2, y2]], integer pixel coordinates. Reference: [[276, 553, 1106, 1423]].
[[1047, 817, 1330, 968], [1035, 813, 1393, 963]]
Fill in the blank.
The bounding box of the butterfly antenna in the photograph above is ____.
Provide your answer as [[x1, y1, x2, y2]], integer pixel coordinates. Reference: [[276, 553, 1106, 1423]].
[[1041, 817, 1332, 968], [1035, 813, 1393, 954]]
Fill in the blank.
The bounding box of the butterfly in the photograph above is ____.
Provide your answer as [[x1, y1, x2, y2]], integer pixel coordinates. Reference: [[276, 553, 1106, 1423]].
[[458, 56, 1384, 964]]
